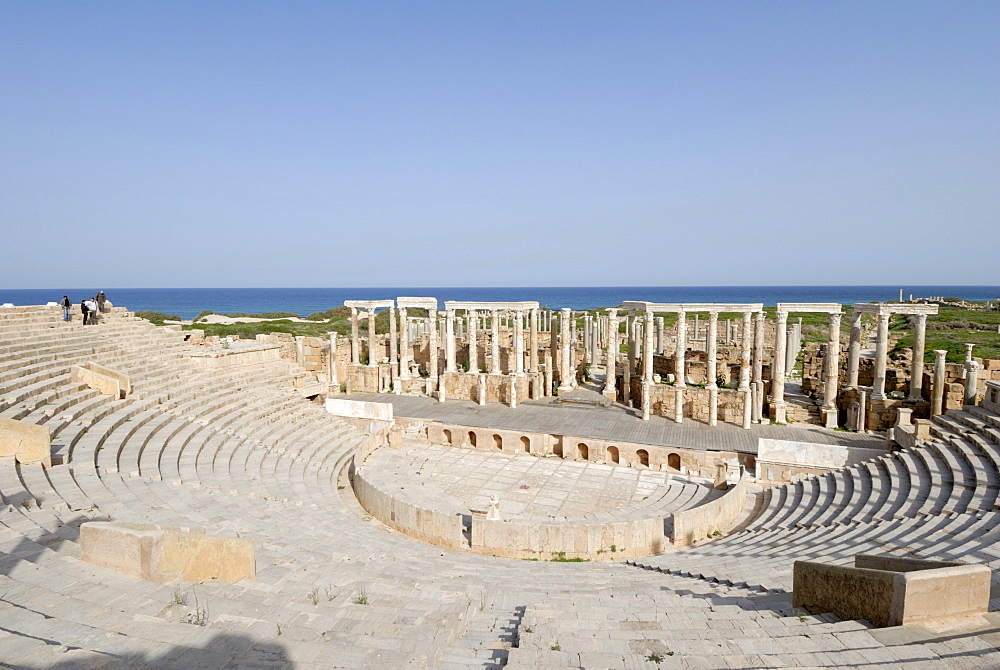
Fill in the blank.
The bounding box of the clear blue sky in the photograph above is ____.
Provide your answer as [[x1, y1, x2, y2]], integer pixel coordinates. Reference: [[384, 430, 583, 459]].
[[2, 2, 997, 288]]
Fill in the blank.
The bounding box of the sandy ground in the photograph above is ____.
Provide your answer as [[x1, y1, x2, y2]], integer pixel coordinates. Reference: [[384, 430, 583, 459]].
[[166, 314, 311, 326]]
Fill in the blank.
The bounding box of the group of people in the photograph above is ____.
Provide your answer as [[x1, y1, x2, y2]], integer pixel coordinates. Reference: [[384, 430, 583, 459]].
[[60, 291, 107, 325]]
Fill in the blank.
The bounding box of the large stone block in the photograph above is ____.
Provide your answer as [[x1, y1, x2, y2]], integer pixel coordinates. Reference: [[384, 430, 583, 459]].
[[70, 362, 131, 399], [0, 418, 51, 468], [793, 554, 989, 627], [80, 522, 255, 584]]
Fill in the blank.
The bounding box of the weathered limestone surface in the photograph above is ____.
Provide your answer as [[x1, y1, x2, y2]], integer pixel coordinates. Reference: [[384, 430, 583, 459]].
[[671, 468, 748, 546], [793, 555, 990, 628], [0, 418, 51, 468], [69, 362, 132, 398], [81, 522, 255, 584]]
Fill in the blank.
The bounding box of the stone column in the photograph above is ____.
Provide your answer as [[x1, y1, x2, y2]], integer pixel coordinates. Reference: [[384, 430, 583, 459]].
[[478, 373, 487, 406], [656, 316, 664, 355], [328, 332, 339, 388], [603, 308, 618, 400], [389, 306, 399, 390], [642, 310, 654, 383], [965, 360, 980, 406], [845, 310, 863, 389], [822, 312, 842, 428], [509, 372, 518, 409], [965, 343, 975, 363], [350, 306, 360, 365], [558, 307, 573, 393], [871, 312, 890, 400], [366, 309, 377, 367], [589, 315, 598, 366], [428, 307, 439, 380], [623, 311, 636, 405], [674, 311, 687, 388], [752, 311, 765, 423], [738, 311, 752, 392], [398, 308, 410, 380], [707, 311, 719, 427], [444, 309, 457, 373], [642, 382, 650, 421], [544, 350, 553, 397], [771, 310, 788, 423], [490, 309, 501, 375], [931, 349, 947, 416], [908, 314, 927, 401], [514, 310, 524, 375], [529, 308, 539, 373], [467, 310, 479, 374]]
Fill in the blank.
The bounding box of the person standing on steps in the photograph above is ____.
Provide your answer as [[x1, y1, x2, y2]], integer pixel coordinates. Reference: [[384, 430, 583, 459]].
[[86, 298, 99, 324], [60, 295, 72, 322], [81, 298, 90, 325], [96, 290, 107, 313]]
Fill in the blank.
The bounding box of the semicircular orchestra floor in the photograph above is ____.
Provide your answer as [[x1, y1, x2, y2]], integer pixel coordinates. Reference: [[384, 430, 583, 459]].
[[358, 439, 722, 524]]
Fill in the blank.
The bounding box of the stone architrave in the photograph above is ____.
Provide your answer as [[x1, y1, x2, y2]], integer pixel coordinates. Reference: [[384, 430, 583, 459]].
[[468, 309, 479, 374], [932, 349, 948, 416], [908, 314, 927, 400], [822, 312, 842, 428], [603, 308, 618, 400], [490, 309, 501, 375]]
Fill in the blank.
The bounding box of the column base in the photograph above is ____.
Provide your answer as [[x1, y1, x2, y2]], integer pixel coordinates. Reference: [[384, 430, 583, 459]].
[[822, 407, 838, 429], [556, 385, 574, 396], [770, 402, 787, 424]]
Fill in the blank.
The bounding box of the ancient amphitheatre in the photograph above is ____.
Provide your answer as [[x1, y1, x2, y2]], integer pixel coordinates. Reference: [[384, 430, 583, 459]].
[[2, 295, 1000, 669]]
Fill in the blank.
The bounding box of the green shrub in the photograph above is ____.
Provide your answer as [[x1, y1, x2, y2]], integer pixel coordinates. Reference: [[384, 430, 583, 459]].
[[136, 311, 180, 324]]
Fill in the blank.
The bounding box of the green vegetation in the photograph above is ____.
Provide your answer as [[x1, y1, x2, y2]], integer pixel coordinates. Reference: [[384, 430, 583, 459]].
[[891, 304, 1000, 363], [184, 319, 349, 339], [135, 310, 180, 324]]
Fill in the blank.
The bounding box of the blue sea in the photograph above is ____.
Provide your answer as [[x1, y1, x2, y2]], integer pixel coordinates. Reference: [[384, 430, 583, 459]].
[[2, 287, 998, 321]]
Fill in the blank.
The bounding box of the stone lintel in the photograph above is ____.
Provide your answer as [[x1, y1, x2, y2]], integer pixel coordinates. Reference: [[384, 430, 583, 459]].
[[344, 300, 395, 310], [622, 302, 764, 313], [852, 303, 939, 316], [444, 301, 539, 312], [395, 297, 438, 310], [775, 303, 842, 314]]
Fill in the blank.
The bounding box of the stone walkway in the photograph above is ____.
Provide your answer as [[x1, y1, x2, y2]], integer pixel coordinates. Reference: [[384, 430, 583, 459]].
[[347, 391, 886, 455]]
